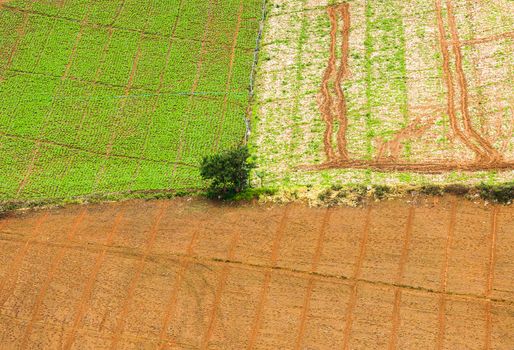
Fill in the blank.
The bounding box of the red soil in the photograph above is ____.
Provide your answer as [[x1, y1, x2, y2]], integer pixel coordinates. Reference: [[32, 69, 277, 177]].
[[319, 3, 351, 162], [0, 197, 512, 349]]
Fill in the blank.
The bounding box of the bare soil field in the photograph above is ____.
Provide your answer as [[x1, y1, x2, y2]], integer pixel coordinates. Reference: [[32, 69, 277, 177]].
[[0, 197, 513, 349]]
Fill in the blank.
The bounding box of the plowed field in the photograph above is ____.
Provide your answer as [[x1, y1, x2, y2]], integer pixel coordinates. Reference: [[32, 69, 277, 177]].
[[0, 197, 513, 349]]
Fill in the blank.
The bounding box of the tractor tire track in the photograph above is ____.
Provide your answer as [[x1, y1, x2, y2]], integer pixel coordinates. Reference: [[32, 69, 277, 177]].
[[445, 0, 502, 163], [461, 31, 514, 46], [304, 159, 514, 172], [375, 116, 436, 162], [434, 0, 486, 161], [334, 3, 351, 161], [341, 206, 372, 350], [200, 221, 242, 349], [388, 206, 415, 350], [20, 208, 87, 349], [294, 208, 332, 350], [109, 201, 169, 349], [247, 205, 291, 350], [318, 5, 339, 162], [464, 0, 488, 137], [63, 209, 125, 350], [437, 198, 457, 350], [158, 215, 205, 349]]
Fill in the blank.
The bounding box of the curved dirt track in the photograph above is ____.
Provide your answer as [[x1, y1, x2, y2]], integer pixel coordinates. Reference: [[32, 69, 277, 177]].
[[0, 197, 513, 349]]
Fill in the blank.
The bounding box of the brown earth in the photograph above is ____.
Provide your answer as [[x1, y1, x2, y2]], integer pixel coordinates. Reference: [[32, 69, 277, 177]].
[[0, 197, 513, 349]]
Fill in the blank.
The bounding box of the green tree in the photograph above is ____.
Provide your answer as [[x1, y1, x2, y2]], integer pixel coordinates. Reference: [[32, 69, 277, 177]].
[[200, 146, 255, 199]]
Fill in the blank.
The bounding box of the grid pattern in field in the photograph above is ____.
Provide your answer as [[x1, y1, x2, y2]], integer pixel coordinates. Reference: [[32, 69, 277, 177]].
[[0, 0, 263, 200], [254, 0, 514, 187], [0, 198, 513, 348]]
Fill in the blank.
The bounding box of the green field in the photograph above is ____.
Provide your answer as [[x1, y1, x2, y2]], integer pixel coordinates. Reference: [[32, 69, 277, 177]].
[[0, 0, 262, 201]]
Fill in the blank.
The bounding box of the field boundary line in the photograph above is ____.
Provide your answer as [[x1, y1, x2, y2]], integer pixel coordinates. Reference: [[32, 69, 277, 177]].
[[109, 201, 169, 349], [388, 206, 415, 350], [200, 215, 242, 349], [485, 206, 499, 296], [245, 0, 268, 142], [484, 206, 499, 350], [0, 1, 33, 81], [15, 1, 93, 197], [212, 0, 244, 152], [130, 0, 185, 185], [0, 133, 199, 168], [437, 197, 457, 350], [1, 4, 256, 52], [3, 229, 512, 308], [169, 0, 218, 185], [247, 205, 291, 350], [62, 209, 125, 350], [109, 0, 126, 27], [157, 210, 205, 349], [0, 212, 49, 309], [294, 208, 332, 350], [20, 208, 88, 349], [341, 206, 372, 350], [32, 15, 59, 72]]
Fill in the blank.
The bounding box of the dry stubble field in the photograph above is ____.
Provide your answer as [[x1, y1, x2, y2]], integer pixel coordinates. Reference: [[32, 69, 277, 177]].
[[254, 0, 513, 188], [0, 197, 513, 349]]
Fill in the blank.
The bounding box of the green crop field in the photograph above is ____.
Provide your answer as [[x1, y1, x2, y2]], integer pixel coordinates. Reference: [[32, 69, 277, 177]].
[[253, 0, 513, 193], [0, 0, 263, 201]]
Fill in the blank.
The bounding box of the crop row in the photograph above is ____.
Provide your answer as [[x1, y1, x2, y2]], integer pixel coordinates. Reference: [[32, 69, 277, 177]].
[[0, 0, 263, 200]]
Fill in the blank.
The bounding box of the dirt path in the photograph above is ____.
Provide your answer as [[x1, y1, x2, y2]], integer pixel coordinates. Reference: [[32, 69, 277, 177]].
[[334, 3, 351, 161], [434, 0, 485, 161], [0, 197, 513, 349], [319, 4, 351, 162], [445, 0, 502, 163], [318, 6, 339, 161]]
